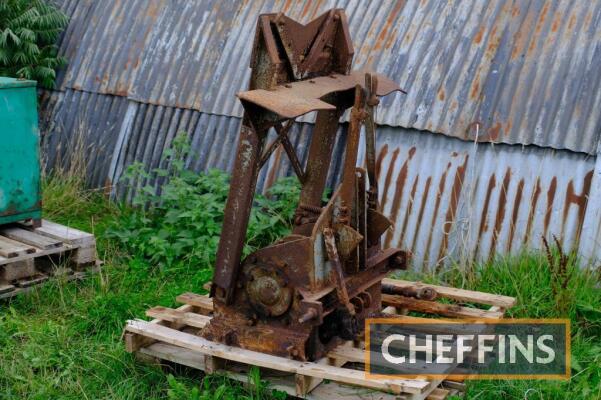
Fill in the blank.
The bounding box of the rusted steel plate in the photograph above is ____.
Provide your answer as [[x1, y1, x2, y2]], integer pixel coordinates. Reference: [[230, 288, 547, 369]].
[[237, 71, 400, 119]]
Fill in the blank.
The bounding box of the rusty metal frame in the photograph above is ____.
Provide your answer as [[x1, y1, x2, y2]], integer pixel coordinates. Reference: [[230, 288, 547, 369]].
[[205, 9, 407, 361]]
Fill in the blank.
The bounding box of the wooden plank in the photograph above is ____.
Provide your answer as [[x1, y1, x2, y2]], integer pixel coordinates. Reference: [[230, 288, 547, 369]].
[[0, 236, 36, 258], [383, 278, 516, 308], [426, 388, 450, 400], [0, 244, 71, 266], [145, 306, 212, 329], [125, 303, 196, 353], [175, 292, 214, 314], [15, 274, 48, 288], [0, 283, 15, 294], [296, 342, 352, 396], [33, 220, 94, 246], [125, 320, 431, 395], [0, 227, 63, 250], [382, 294, 505, 319], [0, 266, 98, 300]]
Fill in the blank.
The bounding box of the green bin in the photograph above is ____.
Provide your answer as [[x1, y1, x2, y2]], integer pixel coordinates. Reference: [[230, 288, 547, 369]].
[[0, 77, 41, 226]]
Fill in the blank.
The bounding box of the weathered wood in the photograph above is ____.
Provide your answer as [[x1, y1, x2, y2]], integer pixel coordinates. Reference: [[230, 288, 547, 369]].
[[126, 282, 514, 400], [0, 227, 63, 249], [175, 293, 214, 314], [15, 274, 48, 288], [0, 283, 15, 294], [426, 388, 450, 400], [125, 304, 197, 352], [0, 236, 36, 258], [0, 265, 99, 300], [204, 355, 225, 375], [382, 294, 505, 319], [145, 306, 211, 329], [33, 220, 95, 246], [0, 221, 99, 299], [383, 278, 517, 308], [125, 320, 431, 395], [0, 259, 36, 281], [140, 342, 456, 400]]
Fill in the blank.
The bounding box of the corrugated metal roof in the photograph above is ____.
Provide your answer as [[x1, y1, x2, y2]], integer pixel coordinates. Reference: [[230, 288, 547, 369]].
[[374, 127, 596, 269], [39, 89, 130, 187], [53, 0, 601, 154]]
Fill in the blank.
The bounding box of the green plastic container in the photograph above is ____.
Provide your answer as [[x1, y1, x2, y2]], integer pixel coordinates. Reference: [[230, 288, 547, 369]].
[[0, 77, 41, 226]]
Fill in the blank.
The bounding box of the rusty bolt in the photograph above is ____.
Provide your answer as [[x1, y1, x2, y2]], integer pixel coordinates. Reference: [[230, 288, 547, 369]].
[[298, 308, 318, 324], [393, 255, 405, 267]]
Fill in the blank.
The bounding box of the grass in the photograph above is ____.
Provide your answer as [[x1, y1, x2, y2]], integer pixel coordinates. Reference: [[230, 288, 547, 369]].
[[0, 170, 599, 399]]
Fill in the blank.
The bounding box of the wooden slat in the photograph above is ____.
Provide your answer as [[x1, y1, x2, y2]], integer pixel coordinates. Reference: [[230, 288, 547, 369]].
[[0, 227, 63, 250], [0, 283, 15, 294], [0, 244, 70, 266], [383, 278, 517, 308], [125, 320, 431, 395], [382, 294, 505, 319], [426, 388, 450, 400], [0, 236, 36, 258], [140, 343, 359, 400], [0, 266, 98, 300], [145, 306, 212, 329], [125, 303, 196, 353], [15, 274, 48, 288], [175, 292, 214, 313], [33, 220, 94, 246]]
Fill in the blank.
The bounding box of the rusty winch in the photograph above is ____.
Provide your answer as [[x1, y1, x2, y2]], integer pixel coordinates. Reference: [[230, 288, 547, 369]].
[[203, 9, 408, 361]]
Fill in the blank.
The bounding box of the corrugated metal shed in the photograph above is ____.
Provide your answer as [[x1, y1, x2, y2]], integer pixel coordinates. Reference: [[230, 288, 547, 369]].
[[39, 0, 601, 267], [51, 0, 601, 153]]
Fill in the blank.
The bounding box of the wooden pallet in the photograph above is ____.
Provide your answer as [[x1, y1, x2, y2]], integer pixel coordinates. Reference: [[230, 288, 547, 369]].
[[124, 279, 516, 399], [0, 219, 100, 299]]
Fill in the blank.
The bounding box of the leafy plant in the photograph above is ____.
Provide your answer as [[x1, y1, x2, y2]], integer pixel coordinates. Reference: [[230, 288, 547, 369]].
[[108, 133, 300, 270], [0, 0, 68, 88]]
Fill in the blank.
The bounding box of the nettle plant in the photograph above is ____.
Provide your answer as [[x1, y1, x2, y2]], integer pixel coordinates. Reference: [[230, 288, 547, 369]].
[[0, 0, 68, 88], [109, 134, 301, 270]]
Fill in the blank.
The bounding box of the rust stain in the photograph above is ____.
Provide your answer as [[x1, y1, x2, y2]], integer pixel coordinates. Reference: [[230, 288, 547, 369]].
[[399, 176, 419, 248], [470, 77, 480, 100], [543, 177, 557, 236], [507, 179, 525, 252], [374, 0, 404, 51], [423, 164, 450, 268], [524, 178, 541, 244], [489, 168, 512, 260], [551, 11, 561, 33], [380, 148, 400, 208], [473, 25, 485, 44], [376, 144, 389, 184], [488, 122, 502, 141], [486, 25, 500, 54], [411, 176, 432, 256], [438, 88, 445, 101], [437, 155, 469, 267], [474, 174, 496, 257], [384, 147, 416, 247], [567, 14, 577, 30], [562, 170, 593, 244], [385, 26, 399, 50], [512, 5, 520, 17]]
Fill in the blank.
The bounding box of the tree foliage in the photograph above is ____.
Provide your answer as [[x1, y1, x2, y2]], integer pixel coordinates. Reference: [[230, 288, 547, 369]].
[[0, 0, 68, 88]]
